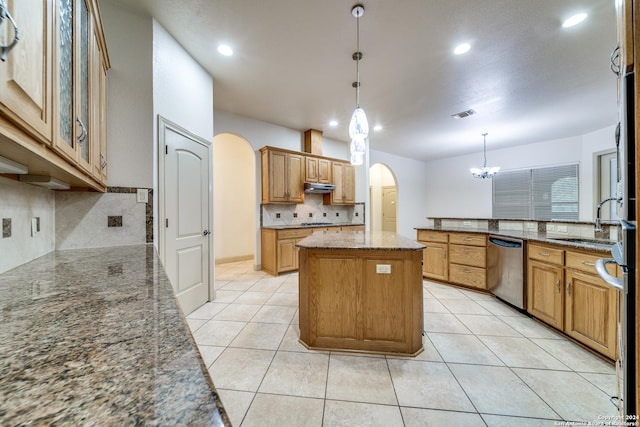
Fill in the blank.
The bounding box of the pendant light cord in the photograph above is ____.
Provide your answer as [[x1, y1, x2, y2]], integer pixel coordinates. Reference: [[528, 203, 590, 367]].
[[355, 11, 360, 108], [482, 133, 488, 167]]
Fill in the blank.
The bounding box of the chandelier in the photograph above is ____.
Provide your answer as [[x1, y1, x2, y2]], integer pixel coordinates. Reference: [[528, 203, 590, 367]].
[[470, 133, 500, 179], [348, 4, 368, 166]]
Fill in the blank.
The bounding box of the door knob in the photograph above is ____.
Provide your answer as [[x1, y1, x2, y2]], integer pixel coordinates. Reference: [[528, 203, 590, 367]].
[[203, 230, 211, 236]]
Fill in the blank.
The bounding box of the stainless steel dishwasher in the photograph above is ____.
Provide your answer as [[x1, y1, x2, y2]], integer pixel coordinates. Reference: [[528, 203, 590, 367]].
[[487, 236, 525, 309]]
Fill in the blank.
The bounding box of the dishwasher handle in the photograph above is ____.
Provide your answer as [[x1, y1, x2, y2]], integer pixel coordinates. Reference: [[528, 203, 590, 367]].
[[488, 237, 523, 249]]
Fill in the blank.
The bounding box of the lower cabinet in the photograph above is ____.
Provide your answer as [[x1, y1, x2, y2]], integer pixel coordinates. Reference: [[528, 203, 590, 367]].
[[527, 243, 619, 359]]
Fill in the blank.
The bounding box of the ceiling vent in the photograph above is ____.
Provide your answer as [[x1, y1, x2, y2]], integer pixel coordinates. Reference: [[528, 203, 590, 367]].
[[450, 109, 476, 119]]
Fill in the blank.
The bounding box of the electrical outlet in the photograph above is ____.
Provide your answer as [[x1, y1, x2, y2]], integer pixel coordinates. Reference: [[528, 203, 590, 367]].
[[376, 264, 391, 274], [136, 188, 148, 203], [31, 218, 38, 237], [557, 225, 568, 233]]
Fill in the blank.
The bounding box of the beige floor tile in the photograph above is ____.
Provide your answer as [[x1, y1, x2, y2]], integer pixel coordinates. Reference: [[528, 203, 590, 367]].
[[218, 281, 257, 291], [450, 364, 559, 419], [213, 290, 244, 303], [475, 299, 524, 316], [187, 317, 206, 332], [439, 298, 492, 315], [215, 280, 230, 289], [323, 400, 404, 427], [456, 314, 522, 336], [428, 286, 471, 300], [429, 333, 503, 365], [501, 317, 564, 339], [276, 281, 299, 293], [423, 298, 449, 313], [213, 303, 262, 322], [208, 347, 275, 392], [579, 372, 620, 398], [401, 407, 484, 427], [217, 389, 254, 426], [252, 305, 297, 324], [424, 312, 472, 334], [230, 322, 288, 350], [266, 292, 299, 306], [479, 336, 569, 370], [531, 338, 615, 374], [387, 335, 443, 362], [242, 393, 324, 427], [278, 324, 324, 353], [234, 291, 273, 305], [237, 272, 267, 282], [192, 320, 247, 346], [248, 281, 283, 293], [198, 345, 225, 368], [482, 414, 562, 426], [259, 351, 329, 398], [188, 301, 229, 320], [387, 359, 474, 412], [326, 355, 398, 405], [216, 273, 241, 281], [513, 368, 618, 422]]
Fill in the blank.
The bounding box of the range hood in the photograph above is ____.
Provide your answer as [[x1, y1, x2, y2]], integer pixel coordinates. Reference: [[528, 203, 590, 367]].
[[304, 182, 335, 193]]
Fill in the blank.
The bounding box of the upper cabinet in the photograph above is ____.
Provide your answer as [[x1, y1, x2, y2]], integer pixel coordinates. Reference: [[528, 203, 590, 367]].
[[0, 0, 109, 190], [305, 156, 331, 184], [0, 0, 53, 143], [261, 147, 305, 203], [323, 161, 355, 205]]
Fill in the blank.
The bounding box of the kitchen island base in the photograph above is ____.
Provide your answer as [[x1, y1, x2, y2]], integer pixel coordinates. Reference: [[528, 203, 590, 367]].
[[297, 233, 424, 356]]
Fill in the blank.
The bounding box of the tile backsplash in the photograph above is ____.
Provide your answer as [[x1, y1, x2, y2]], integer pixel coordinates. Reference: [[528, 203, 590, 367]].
[[262, 193, 364, 227]]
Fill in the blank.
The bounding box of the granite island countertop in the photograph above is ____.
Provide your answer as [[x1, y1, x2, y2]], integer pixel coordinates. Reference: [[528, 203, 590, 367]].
[[296, 230, 425, 250], [262, 222, 365, 230], [415, 226, 616, 253], [0, 245, 230, 426]]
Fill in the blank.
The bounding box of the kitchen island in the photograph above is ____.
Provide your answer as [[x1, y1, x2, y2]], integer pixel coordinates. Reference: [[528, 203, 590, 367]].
[[297, 231, 425, 355], [0, 245, 230, 426]]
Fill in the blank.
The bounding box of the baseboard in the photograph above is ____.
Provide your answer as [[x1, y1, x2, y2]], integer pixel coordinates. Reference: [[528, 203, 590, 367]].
[[215, 255, 253, 265]]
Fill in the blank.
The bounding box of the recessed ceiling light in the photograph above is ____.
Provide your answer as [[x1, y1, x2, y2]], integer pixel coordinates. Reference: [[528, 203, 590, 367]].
[[373, 124, 382, 131], [217, 44, 234, 56], [562, 13, 587, 28], [454, 43, 471, 55], [329, 120, 338, 127]]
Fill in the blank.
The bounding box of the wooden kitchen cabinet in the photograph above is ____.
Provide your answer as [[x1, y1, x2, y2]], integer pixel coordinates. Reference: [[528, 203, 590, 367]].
[[0, 0, 109, 191], [324, 161, 355, 205], [260, 147, 305, 203], [417, 230, 448, 281], [448, 233, 487, 290], [305, 156, 331, 184], [527, 258, 564, 330], [261, 227, 313, 275]]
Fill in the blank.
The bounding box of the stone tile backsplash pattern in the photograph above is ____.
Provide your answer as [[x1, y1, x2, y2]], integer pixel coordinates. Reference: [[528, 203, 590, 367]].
[[262, 193, 365, 227]]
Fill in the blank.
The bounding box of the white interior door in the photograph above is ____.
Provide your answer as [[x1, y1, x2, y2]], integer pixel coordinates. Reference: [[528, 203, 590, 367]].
[[159, 117, 212, 314], [382, 186, 397, 232]]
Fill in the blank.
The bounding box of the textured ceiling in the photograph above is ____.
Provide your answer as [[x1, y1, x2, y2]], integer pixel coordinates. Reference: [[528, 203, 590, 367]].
[[106, 0, 618, 161]]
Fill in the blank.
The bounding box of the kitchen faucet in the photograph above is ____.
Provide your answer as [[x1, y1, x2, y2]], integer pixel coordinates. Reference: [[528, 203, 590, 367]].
[[595, 197, 622, 232]]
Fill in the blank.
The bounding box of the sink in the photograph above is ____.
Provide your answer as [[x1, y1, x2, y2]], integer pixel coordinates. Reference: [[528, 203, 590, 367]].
[[547, 237, 616, 248]]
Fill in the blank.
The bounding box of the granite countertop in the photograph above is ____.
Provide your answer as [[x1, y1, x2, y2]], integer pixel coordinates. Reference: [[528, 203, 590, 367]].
[[415, 226, 615, 253], [262, 222, 364, 230], [0, 245, 230, 426], [297, 230, 426, 250]]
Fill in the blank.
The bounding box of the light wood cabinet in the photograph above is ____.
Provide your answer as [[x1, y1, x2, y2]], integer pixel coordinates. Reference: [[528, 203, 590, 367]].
[[0, 0, 53, 144], [324, 161, 355, 205], [261, 148, 304, 203], [305, 156, 330, 184], [0, 0, 109, 191], [527, 242, 619, 359], [417, 231, 448, 281], [448, 233, 487, 290], [261, 227, 313, 275]]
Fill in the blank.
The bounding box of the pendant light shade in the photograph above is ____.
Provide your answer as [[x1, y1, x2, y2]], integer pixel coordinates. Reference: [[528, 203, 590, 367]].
[[349, 4, 367, 165], [470, 133, 500, 179]]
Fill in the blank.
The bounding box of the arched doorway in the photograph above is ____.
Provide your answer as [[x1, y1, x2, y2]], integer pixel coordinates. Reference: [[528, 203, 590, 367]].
[[213, 133, 255, 264], [369, 163, 397, 232]]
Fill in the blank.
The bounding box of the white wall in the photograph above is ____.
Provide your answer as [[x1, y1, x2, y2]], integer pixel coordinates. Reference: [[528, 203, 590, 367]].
[[0, 178, 55, 274], [100, 1, 153, 188], [421, 125, 617, 222], [152, 20, 214, 250], [213, 133, 255, 263], [369, 150, 429, 238]]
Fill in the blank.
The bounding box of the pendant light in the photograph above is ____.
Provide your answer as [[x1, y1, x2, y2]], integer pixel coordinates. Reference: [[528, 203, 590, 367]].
[[470, 133, 500, 179], [349, 4, 368, 165]]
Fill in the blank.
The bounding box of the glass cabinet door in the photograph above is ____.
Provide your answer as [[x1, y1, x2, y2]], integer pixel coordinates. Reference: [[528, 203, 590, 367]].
[[77, 0, 91, 169], [57, 0, 74, 157]]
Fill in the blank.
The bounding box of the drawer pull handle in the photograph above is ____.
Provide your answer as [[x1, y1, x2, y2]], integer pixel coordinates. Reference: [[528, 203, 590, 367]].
[[581, 261, 595, 267], [539, 252, 550, 257], [555, 279, 561, 293], [463, 269, 472, 273], [463, 249, 473, 253], [566, 281, 572, 296], [463, 238, 473, 241]]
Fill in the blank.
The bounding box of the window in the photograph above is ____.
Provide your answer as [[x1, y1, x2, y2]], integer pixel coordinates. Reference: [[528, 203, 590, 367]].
[[492, 164, 579, 220]]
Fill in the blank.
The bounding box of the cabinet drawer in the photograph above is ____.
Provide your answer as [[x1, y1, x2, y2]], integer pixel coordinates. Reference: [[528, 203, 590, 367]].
[[529, 244, 564, 265], [449, 245, 486, 268], [449, 264, 486, 289], [417, 230, 448, 243], [278, 228, 313, 239], [449, 233, 486, 247], [566, 251, 616, 276], [342, 225, 365, 231]]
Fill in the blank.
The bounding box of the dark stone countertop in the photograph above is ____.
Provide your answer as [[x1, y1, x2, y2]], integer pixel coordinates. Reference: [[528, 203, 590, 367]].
[[297, 231, 425, 250], [415, 226, 616, 253], [0, 245, 230, 426]]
